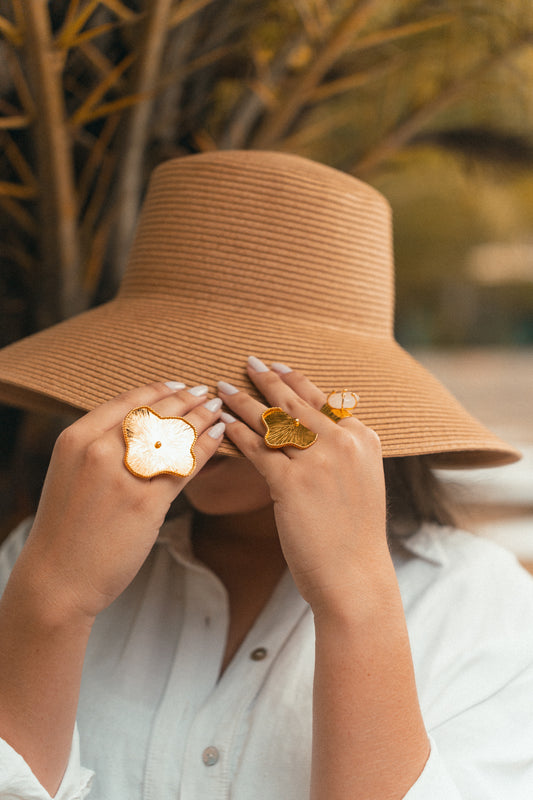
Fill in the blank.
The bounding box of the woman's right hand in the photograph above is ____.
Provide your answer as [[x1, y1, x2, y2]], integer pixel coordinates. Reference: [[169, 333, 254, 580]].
[[15, 381, 224, 622]]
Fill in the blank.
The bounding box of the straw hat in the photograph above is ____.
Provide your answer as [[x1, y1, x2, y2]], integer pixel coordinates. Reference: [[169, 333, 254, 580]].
[[0, 150, 520, 467]]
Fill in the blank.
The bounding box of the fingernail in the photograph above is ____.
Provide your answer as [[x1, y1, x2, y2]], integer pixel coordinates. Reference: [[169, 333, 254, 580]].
[[165, 381, 186, 390], [204, 397, 223, 412], [188, 384, 209, 396], [220, 411, 237, 423], [247, 355, 269, 373], [208, 421, 226, 439], [217, 380, 239, 395], [271, 362, 292, 374]]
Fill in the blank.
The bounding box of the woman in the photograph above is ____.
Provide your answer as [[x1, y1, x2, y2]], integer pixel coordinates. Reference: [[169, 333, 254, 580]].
[[0, 150, 531, 799]]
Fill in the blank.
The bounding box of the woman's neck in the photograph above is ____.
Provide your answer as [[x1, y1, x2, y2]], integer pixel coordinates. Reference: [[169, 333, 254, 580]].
[[191, 503, 286, 594], [191, 505, 287, 675]]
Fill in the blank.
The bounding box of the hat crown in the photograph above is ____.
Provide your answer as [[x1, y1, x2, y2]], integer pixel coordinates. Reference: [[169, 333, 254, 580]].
[[120, 151, 395, 337]]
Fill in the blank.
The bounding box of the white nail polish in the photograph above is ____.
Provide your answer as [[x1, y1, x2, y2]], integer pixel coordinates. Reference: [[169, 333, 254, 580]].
[[248, 355, 269, 372], [165, 381, 186, 390], [188, 384, 209, 396], [208, 421, 226, 439], [220, 411, 237, 423], [204, 397, 223, 412], [271, 362, 292, 374], [217, 380, 239, 395]]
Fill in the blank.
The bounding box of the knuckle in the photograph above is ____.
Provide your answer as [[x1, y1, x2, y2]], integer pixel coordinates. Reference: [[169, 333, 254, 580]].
[[130, 487, 153, 514], [282, 396, 306, 418], [337, 433, 356, 454], [116, 382, 170, 408], [306, 448, 330, 472], [85, 437, 114, 467], [113, 386, 141, 406], [365, 426, 382, 450], [248, 436, 266, 458], [54, 425, 81, 455], [149, 380, 174, 395]]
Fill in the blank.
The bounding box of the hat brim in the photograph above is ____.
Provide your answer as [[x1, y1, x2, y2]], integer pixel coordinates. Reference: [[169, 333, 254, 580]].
[[0, 296, 520, 468]]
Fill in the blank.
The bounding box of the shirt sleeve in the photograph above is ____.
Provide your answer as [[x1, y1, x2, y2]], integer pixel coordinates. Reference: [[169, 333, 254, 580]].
[[398, 530, 533, 799], [403, 738, 461, 799], [0, 521, 94, 799], [403, 651, 533, 799], [0, 518, 36, 599], [0, 725, 94, 800]]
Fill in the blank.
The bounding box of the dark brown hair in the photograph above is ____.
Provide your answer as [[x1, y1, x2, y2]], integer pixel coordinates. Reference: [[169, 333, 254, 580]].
[[384, 455, 456, 538]]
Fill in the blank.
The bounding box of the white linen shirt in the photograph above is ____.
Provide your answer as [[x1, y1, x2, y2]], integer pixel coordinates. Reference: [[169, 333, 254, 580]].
[[1, 515, 533, 800]]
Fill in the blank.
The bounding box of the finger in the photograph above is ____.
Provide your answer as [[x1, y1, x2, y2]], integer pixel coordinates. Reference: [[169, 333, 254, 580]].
[[150, 387, 219, 422], [218, 383, 317, 463], [221, 413, 287, 477], [270, 361, 326, 408], [118, 395, 223, 467], [270, 361, 367, 435], [185, 420, 226, 476], [68, 380, 205, 443], [135, 420, 227, 497], [216, 380, 269, 435], [100, 394, 225, 492], [245, 358, 335, 436]]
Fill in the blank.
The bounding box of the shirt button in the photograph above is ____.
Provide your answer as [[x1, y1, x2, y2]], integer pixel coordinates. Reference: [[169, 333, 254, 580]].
[[250, 647, 268, 661], [202, 746, 219, 766]]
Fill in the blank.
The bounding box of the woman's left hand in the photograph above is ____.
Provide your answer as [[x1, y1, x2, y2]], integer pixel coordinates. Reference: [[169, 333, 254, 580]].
[[217, 357, 391, 614], [220, 357, 430, 799]]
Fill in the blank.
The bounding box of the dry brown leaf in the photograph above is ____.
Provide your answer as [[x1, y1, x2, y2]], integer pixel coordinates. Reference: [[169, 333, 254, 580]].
[[69, 52, 136, 127], [0, 181, 38, 199], [0, 115, 31, 130], [0, 14, 22, 46], [1, 133, 37, 188], [77, 114, 120, 212], [55, 0, 102, 49], [310, 58, 402, 102], [71, 93, 148, 127], [0, 195, 37, 236], [82, 212, 114, 294], [66, 22, 119, 49], [169, 0, 216, 30], [350, 13, 455, 53]]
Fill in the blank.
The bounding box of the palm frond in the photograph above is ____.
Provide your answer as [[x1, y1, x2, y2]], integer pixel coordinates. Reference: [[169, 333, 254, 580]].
[[0, 14, 22, 46], [353, 33, 533, 176], [0, 181, 37, 199], [169, 0, 217, 29], [0, 115, 30, 129], [252, 0, 386, 147], [0, 195, 37, 235], [69, 52, 136, 127]]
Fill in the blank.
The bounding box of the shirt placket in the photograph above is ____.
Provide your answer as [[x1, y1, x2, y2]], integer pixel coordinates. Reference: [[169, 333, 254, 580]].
[[179, 570, 309, 800], [142, 564, 229, 800]]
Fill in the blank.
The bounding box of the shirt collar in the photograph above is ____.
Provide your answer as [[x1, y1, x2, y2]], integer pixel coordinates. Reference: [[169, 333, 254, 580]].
[[398, 523, 451, 567], [156, 511, 204, 570]]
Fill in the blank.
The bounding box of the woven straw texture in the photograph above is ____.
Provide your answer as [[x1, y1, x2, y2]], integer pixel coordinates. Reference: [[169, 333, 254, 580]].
[[0, 150, 520, 467]]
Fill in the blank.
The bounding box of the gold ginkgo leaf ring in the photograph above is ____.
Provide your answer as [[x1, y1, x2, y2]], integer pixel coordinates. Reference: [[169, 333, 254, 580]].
[[261, 407, 318, 450], [122, 406, 197, 479]]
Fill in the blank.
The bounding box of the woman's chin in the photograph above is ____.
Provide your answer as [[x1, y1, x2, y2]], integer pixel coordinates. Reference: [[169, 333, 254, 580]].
[[183, 455, 272, 515]]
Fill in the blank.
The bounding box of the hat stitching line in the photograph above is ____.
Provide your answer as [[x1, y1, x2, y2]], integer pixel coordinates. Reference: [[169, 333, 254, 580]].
[[155, 157, 389, 207], [107, 297, 395, 339]]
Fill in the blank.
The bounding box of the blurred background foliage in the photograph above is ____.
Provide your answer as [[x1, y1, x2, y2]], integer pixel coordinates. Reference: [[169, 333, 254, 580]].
[[1, 0, 533, 532]]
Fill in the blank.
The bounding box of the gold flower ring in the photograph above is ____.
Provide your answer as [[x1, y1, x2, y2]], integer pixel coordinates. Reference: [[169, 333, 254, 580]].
[[320, 389, 359, 423], [122, 406, 197, 479], [261, 407, 317, 450]]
